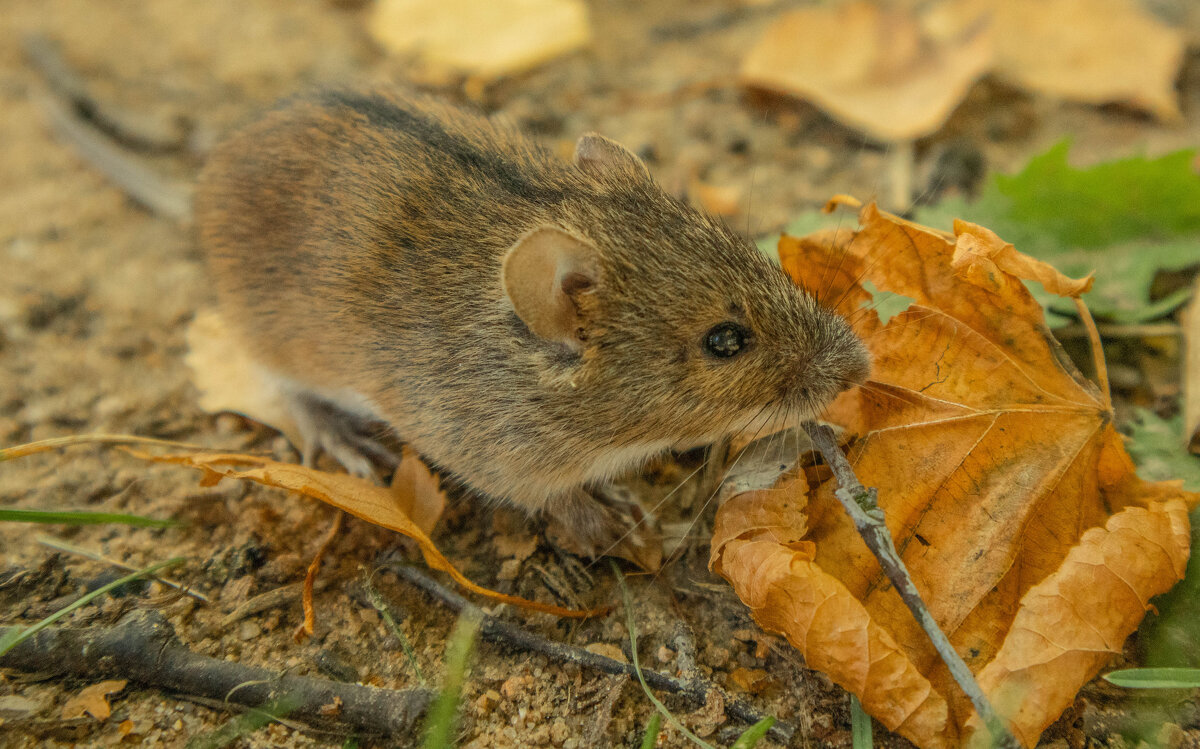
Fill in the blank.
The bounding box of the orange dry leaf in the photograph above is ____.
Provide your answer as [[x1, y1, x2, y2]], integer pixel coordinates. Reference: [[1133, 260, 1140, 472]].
[[391, 445, 447, 537], [61, 679, 126, 721], [712, 204, 1195, 747], [128, 450, 599, 619]]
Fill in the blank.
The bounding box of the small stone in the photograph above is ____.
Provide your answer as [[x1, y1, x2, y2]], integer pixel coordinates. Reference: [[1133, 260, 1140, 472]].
[[655, 644, 675, 664], [173, 719, 183, 731], [549, 718, 570, 745], [500, 674, 533, 700], [0, 694, 41, 719], [474, 689, 501, 716], [497, 558, 522, 581], [702, 644, 730, 669], [563, 739, 579, 749], [237, 620, 261, 641]]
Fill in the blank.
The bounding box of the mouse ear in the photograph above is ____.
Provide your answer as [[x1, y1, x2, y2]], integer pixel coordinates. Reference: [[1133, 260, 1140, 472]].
[[574, 133, 650, 178], [502, 226, 600, 350]]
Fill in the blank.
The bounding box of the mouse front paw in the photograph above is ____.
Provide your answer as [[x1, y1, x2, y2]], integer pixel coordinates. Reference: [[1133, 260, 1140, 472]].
[[544, 486, 663, 571], [286, 391, 401, 481]]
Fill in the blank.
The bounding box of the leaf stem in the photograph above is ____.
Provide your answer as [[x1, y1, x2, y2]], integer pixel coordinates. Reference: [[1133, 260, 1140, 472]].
[[1073, 297, 1111, 410]]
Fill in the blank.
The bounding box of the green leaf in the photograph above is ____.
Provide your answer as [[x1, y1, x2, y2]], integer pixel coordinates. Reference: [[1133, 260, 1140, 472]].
[[1126, 410, 1200, 669], [420, 610, 481, 749], [0, 508, 176, 527], [1104, 668, 1200, 689], [915, 142, 1200, 327], [1126, 410, 1200, 489], [859, 280, 915, 325], [850, 695, 874, 749]]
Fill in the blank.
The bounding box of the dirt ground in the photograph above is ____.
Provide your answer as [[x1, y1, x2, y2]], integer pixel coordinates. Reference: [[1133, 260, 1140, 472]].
[[2, 1, 1200, 747]]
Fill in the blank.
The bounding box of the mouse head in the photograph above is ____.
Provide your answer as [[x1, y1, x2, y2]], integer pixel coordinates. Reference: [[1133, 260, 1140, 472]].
[[501, 134, 870, 447]]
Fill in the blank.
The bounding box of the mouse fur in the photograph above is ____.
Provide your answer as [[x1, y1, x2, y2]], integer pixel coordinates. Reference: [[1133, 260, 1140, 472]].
[[194, 86, 869, 561]]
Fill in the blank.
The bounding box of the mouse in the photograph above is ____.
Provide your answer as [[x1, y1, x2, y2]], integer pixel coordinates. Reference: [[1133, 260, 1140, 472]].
[[192, 86, 870, 566]]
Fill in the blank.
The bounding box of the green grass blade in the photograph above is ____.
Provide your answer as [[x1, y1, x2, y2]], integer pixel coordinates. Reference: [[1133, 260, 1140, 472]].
[[365, 573, 426, 686], [0, 556, 184, 657], [421, 610, 482, 749], [730, 716, 775, 749], [615, 563, 718, 749], [850, 694, 874, 748], [640, 712, 662, 749], [0, 508, 176, 527], [1104, 668, 1200, 689]]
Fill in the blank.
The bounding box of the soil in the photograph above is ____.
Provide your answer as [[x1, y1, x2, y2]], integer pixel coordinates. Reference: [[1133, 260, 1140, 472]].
[[2, 1, 1199, 747]]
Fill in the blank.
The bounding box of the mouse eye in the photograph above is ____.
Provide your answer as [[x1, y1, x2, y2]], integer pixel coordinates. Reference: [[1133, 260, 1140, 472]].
[[703, 322, 750, 358]]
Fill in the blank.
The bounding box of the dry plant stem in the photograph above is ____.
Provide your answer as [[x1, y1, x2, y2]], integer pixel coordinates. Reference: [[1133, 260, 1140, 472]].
[[390, 564, 794, 744], [1054, 321, 1180, 340], [1073, 297, 1112, 410], [803, 422, 1019, 749], [300, 511, 344, 637], [36, 534, 211, 603], [0, 610, 432, 736]]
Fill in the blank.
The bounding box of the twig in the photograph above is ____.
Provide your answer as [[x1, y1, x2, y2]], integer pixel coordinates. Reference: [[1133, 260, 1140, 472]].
[[389, 564, 794, 744], [1053, 321, 1180, 340], [221, 584, 303, 627], [803, 422, 1019, 749], [36, 535, 210, 604], [0, 609, 432, 737]]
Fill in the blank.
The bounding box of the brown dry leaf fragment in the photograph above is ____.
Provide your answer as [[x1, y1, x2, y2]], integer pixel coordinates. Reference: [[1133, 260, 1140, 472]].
[[714, 204, 1196, 747], [369, 0, 591, 81], [740, 1, 992, 141], [391, 445, 446, 536], [965, 501, 1190, 747], [127, 450, 601, 619], [992, 0, 1185, 121], [61, 679, 126, 721], [728, 667, 771, 695]]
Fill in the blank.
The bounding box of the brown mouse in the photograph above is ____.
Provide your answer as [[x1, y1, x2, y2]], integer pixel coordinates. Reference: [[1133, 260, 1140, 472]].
[[193, 86, 870, 564]]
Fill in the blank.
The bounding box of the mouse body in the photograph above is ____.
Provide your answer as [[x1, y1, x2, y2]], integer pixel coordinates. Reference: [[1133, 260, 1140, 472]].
[[194, 87, 869, 562]]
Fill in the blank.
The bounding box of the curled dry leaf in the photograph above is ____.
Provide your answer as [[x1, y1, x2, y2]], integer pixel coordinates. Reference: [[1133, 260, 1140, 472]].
[[61, 679, 127, 721], [713, 204, 1195, 747], [391, 445, 446, 537], [127, 450, 600, 619], [740, 0, 992, 142]]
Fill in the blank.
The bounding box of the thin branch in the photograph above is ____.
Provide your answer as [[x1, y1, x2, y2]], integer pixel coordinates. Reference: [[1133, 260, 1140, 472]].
[[0, 609, 432, 737], [389, 564, 794, 744], [803, 422, 1020, 749]]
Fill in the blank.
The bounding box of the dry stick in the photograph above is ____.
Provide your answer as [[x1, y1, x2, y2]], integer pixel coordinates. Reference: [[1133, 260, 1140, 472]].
[[36, 534, 211, 604], [803, 422, 1020, 749], [0, 609, 432, 737], [389, 564, 794, 744]]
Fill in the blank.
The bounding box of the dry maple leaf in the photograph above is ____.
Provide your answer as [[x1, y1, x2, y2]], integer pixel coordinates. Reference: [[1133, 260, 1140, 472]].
[[711, 204, 1195, 747]]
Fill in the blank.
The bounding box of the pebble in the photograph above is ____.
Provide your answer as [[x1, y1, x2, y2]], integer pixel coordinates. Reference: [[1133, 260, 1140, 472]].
[[237, 620, 261, 641], [549, 719, 570, 745]]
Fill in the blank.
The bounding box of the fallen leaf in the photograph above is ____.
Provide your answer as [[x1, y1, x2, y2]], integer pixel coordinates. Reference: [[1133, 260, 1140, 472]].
[[741, 1, 992, 142], [127, 449, 600, 619], [728, 667, 772, 694], [391, 445, 446, 536], [369, 0, 591, 81], [61, 679, 126, 721], [714, 204, 1196, 747], [992, 0, 1185, 121]]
